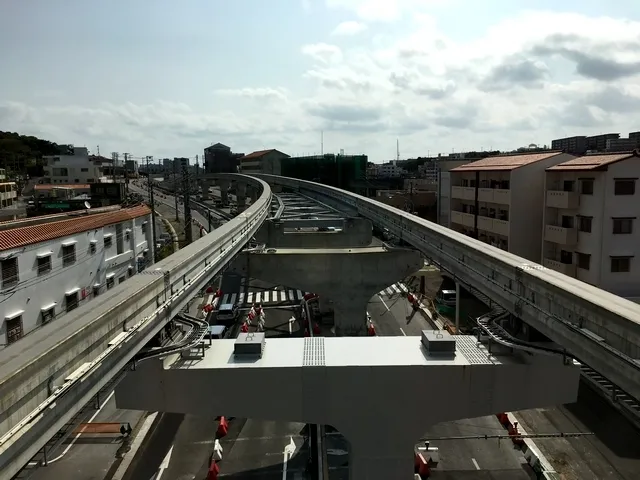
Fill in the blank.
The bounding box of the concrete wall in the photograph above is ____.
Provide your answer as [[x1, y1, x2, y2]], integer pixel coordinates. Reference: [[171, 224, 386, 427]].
[[255, 218, 373, 248]]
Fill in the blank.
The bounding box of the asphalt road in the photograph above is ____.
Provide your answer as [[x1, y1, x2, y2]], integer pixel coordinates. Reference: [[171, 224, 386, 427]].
[[29, 391, 143, 480], [367, 289, 532, 480]]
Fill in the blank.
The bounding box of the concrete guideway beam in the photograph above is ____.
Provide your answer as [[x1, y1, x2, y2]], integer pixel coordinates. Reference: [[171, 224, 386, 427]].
[[230, 246, 422, 335], [254, 218, 373, 248], [115, 336, 580, 479], [0, 175, 273, 480], [250, 174, 640, 401]]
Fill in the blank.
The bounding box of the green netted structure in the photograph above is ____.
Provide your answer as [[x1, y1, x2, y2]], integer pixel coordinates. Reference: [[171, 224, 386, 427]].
[[281, 154, 367, 192]]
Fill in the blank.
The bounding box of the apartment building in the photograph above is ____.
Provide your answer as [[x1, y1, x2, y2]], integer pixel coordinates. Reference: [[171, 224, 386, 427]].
[[437, 159, 468, 227], [239, 149, 289, 175], [43, 147, 106, 184], [449, 152, 575, 260], [542, 151, 640, 297], [0, 205, 153, 346]]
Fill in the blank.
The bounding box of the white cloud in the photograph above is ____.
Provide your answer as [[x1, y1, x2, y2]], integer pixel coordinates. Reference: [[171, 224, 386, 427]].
[[4, 8, 640, 162], [331, 20, 367, 36]]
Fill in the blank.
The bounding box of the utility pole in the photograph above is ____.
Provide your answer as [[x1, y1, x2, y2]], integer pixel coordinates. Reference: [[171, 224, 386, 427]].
[[195, 154, 199, 185], [123, 153, 130, 194], [181, 158, 193, 245], [146, 156, 158, 262], [172, 158, 179, 222]]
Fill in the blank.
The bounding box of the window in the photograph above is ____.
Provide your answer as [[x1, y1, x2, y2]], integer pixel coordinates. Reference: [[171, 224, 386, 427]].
[[563, 180, 574, 192], [576, 252, 591, 270], [66, 292, 79, 312], [5, 315, 23, 344], [613, 218, 633, 234], [611, 257, 631, 273], [119, 275, 126, 284], [81, 167, 89, 172], [1, 257, 18, 288], [37, 255, 51, 274], [104, 235, 113, 248], [62, 244, 76, 266], [90, 241, 97, 254], [580, 179, 594, 195], [560, 250, 573, 264], [107, 276, 115, 290], [42, 307, 55, 323], [141, 222, 147, 234], [561, 215, 574, 229], [578, 216, 592, 233], [614, 179, 635, 195], [93, 285, 100, 297]]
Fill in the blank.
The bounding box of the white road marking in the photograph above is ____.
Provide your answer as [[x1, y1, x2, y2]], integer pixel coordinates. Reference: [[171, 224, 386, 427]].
[[399, 328, 406, 336], [229, 293, 237, 305], [155, 445, 174, 480], [471, 458, 480, 470], [280, 290, 287, 302], [221, 294, 231, 304], [282, 436, 297, 480], [238, 292, 245, 305], [255, 292, 262, 303], [247, 292, 254, 304], [392, 284, 401, 293], [30, 390, 116, 465], [378, 295, 391, 312], [296, 290, 303, 301]]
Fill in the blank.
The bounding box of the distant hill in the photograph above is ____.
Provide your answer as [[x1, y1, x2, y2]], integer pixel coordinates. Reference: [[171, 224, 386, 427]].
[[0, 131, 66, 177]]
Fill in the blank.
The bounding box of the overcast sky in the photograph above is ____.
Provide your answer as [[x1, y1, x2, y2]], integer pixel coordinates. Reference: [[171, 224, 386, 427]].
[[2, 0, 640, 163]]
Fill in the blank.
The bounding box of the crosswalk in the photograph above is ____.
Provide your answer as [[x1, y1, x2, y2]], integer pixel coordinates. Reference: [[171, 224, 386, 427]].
[[220, 288, 310, 307], [378, 282, 409, 297]]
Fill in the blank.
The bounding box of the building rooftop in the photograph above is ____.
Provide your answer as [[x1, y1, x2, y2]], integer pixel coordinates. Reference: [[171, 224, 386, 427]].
[[450, 151, 565, 172], [0, 204, 151, 252], [241, 149, 289, 160], [546, 150, 640, 171], [35, 184, 91, 190]]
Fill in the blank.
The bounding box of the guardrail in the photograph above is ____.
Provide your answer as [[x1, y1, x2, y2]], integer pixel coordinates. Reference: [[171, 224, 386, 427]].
[[0, 175, 271, 480], [252, 174, 640, 402]]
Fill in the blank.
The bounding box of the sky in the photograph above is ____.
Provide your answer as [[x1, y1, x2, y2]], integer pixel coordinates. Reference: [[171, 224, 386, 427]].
[[2, 0, 640, 163]]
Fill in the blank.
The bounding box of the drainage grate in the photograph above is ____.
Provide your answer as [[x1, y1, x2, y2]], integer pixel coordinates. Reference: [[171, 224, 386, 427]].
[[303, 337, 326, 366], [456, 336, 495, 364]]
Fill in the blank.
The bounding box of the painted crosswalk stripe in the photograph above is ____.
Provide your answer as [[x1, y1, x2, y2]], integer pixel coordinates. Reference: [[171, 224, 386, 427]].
[[255, 292, 262, 304], [398, 283, 408, 293], [229, 293, 237, 305], [247, 292, 254, 304], [238, 292, 245, 305], [221, 294, 230, 304], [392, 284, 401, 294], [280, 290, 287, 302], [296, 290, 303, 302], [385, 287, 394, 296], [264, 291, 271, 303]]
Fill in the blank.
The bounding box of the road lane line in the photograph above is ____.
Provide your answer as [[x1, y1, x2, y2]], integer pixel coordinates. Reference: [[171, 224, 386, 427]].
[[34, 390, 116, 465], [471, 458, 480, 470], [378, 295, 391, 312], [399, 328, 406, 336]]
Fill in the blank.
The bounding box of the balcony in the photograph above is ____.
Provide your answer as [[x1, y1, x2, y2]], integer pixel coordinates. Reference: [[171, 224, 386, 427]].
[[451, 186, 475, 201], [543, 258, 577, 277], [545, 224, 577, 245], [478, 188, 511, 205], [451, 210, 475, 227], [546, 190, 579, 209], [477, 216, 510, 236]]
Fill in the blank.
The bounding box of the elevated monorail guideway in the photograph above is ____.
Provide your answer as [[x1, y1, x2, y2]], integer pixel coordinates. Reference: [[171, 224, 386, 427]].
[[252, 174, 640, 401], [0, 174, 272, 480]]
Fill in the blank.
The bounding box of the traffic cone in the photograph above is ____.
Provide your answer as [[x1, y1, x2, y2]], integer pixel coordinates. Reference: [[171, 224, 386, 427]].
[[216, 416, 228, 439], [207, 459, 220, 480], [312, 323, 321, 335], [206, 286, 214, 294], [304, 328, 310, 337], [240, 322, 249, 333], [368, 323, 376, 336]]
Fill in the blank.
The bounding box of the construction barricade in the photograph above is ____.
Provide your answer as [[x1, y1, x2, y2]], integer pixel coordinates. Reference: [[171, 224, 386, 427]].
[[216, 416, 228, 439]]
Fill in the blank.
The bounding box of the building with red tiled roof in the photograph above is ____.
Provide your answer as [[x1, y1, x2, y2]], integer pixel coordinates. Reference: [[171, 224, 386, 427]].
[[239, 149, 290, 175], [542, 150, 640, 297], [0, 205, 153, 346], [448, 151, 576, 261]]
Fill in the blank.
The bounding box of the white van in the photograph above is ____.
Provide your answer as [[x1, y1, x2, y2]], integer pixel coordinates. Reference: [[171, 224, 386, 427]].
[[436, 290, 457, 307]]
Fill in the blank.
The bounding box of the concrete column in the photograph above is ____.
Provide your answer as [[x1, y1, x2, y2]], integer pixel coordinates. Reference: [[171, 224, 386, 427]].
[[217, 179, 230, 205], [200, 180, 210, 200], [455, 281, 461, 332], [236, 183, 247, 208], [230, 246, 423, 335], [248, 186, 258, 203]]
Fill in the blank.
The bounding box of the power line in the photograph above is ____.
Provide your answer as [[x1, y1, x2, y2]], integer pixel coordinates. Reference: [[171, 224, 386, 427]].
[[419, 432, 594, 442]]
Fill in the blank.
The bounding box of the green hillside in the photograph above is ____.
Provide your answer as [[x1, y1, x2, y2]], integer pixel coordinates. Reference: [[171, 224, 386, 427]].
[[0, 131, 65, 176]]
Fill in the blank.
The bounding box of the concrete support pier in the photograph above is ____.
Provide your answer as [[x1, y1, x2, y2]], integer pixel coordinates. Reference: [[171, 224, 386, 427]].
[[115, 335, 580, 479], [230, 246, 422, 335], [200, 180, 211, 200], [255, 218, 373, 248], [236, 182, 247, 209], [217, 179, 230, 205]]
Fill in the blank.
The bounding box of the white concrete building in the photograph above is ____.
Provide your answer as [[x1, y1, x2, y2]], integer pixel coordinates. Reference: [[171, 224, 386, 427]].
[[43, 147, 106, 184], [436, 160, 468, 227], [0, 205, 153, 346], [543, 151, 640, 297], [375, 161, 406, 178], [449, 152, 575, 261]]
